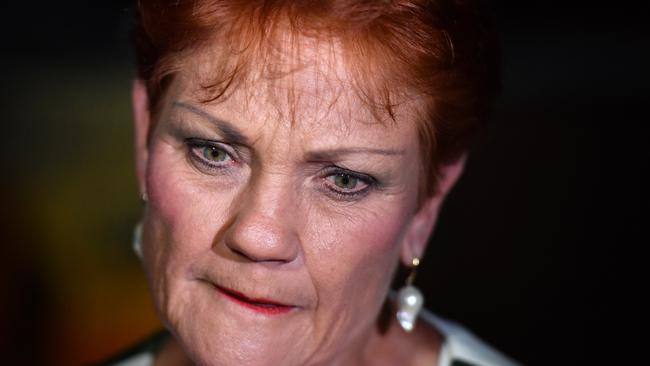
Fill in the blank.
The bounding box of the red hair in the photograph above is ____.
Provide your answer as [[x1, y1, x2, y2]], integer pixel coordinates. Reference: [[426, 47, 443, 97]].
[[132, 0, 499, 198]]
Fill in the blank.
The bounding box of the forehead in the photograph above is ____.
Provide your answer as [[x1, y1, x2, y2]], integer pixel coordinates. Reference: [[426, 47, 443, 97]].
[[173, 33, 422, 146]]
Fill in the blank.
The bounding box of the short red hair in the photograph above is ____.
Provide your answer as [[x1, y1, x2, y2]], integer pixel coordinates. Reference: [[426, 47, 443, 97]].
[[132, 0, 499, 198]]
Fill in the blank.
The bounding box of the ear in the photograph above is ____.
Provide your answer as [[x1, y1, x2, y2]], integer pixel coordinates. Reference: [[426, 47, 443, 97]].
[[400, 154, 467, 265], [132, 79, 151, 198]]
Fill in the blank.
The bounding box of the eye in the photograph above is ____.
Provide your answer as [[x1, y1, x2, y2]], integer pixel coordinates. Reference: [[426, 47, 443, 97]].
[[322, 168, 375, 199], [201, 145, 231, 163], [330, 173, 362, 190], [185, 138, 237, 172]]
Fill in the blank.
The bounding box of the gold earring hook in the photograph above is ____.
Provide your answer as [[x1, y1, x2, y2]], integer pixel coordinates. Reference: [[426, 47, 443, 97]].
[[406, 257, 420, 286]]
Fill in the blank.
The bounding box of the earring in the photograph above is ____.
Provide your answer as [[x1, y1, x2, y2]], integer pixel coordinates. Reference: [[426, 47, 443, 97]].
[[132, 221, 143, 259], [140, 191, 148, 203], [396, 257, 424, 332]]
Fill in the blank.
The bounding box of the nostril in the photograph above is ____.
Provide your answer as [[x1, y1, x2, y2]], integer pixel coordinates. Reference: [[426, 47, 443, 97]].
[[226, 238, 296, 263], [225, 248, 288, 262], [229, 247, 254, 261]]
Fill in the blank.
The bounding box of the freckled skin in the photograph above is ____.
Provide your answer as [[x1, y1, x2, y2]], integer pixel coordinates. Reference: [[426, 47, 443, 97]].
[[134, 39, 446, 366]]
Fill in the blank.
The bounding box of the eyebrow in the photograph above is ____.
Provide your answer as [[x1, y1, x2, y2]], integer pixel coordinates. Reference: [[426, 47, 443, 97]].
[[173, 101, 250, 145], [305, 147, 405, 161], [173, 100, 405, 159]]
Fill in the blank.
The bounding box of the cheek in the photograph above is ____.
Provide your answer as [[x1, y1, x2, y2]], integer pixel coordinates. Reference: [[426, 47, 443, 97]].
[[142, 144, 233, 280], [305, 200, 413, 307]]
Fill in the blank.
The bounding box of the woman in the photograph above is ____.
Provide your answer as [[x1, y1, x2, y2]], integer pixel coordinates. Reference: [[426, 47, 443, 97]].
[[106, 0, 518, 365]]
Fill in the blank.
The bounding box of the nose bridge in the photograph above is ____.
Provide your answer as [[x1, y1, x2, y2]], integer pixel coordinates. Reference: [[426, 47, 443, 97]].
[[224, 168, 300, 263], [247, 167, 293, 218]]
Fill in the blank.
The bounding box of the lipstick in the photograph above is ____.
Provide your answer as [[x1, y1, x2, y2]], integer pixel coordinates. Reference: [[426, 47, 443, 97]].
[[214, 285, 295, 315]]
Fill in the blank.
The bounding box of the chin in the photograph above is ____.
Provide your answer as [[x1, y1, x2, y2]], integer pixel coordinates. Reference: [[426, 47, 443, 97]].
[[177, 327, 311, 366], [162, 281, 315, 366]]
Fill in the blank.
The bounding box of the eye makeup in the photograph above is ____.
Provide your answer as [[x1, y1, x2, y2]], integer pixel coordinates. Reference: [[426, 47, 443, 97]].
[[167, 116, 392, 202], [318, 166, 378, 201]]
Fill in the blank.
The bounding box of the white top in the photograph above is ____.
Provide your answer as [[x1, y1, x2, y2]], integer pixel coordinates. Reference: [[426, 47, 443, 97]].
[[420, 309, 521, 366], [109, 310, 520, 366], [111, 353, 153, 366]]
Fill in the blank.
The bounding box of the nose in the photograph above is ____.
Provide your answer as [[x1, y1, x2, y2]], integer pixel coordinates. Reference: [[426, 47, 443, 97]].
[[222, 175, 300, 264]]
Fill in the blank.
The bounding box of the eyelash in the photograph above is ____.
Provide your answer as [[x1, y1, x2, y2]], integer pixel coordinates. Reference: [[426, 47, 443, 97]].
[[184, 138, 377, 200], [320, 167, 376, 200], [185, 138, 238, 172]]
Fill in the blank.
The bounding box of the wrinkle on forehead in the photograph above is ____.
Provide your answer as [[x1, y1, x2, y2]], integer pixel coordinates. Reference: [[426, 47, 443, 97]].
[[181, 29, 421, 136]]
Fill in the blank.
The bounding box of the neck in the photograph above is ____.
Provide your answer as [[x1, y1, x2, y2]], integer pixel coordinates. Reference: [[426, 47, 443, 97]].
[[361, 301, 442, 366], [153, 336, 193, 366], [154, 302, 441, 366], [309, 300, 436, 366]]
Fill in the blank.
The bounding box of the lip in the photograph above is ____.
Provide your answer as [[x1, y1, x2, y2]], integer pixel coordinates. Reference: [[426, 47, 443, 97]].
[[214, 284, 296, 315]]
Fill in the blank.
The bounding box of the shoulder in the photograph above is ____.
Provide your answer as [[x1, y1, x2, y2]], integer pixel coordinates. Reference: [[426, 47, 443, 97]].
[[95, 330, 170, 366], [420, 309, 521, 366]]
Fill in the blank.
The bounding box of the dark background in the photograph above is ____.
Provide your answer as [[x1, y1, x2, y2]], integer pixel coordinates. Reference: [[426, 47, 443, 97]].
[[1, 1, 647, 365]]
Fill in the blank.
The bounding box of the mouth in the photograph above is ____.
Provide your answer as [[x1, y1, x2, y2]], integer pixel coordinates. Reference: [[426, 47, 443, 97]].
[[214, 284, 296, 315]]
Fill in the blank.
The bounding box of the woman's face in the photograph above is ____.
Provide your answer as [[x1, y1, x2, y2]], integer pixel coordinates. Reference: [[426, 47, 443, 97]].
[[135, 43, 435, 366]]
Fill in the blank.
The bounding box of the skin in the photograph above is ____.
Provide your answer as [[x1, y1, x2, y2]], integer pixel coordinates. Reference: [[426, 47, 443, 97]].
[[132, 37, 465, 366]]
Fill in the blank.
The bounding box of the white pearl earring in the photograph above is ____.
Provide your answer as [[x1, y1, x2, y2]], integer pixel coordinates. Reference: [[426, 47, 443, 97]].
[[133, 191, 147, 259], [396, 257, 424, 332], [132, 221, 143, 259]]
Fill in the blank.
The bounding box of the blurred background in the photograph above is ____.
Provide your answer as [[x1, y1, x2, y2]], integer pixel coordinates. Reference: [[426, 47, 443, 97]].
[[0, 1, 646, 365]]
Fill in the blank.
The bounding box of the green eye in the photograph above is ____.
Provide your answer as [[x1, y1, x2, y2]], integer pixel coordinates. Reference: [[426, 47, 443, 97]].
[[186, 138, 237, 173], [202, 146, 230, 162], [333, 173, 358, 190], [323, 169, 374, 199]]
